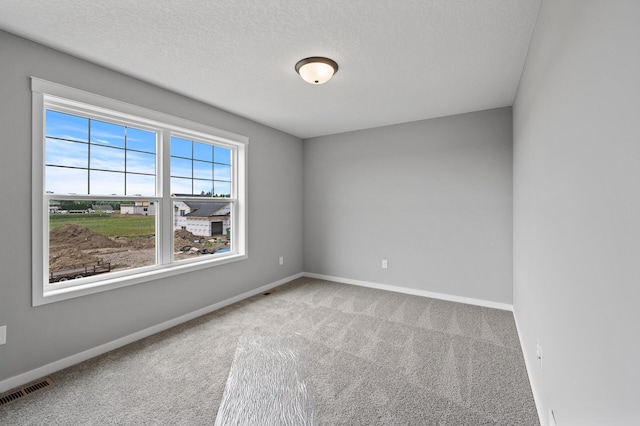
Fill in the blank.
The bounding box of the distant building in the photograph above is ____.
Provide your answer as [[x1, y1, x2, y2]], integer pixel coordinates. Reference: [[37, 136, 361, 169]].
[[91, 204, 114, 214], [121, 201, 156, 216], [174, 201, 230, 237], [48, 200, 61, 214]]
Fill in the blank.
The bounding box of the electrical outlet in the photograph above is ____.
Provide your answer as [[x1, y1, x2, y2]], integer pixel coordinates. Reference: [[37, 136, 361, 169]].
[[536, 338, 542, 370], [279, 256, 284, 266], [381, 259, 388, 269], [0, 325, 6, 345]]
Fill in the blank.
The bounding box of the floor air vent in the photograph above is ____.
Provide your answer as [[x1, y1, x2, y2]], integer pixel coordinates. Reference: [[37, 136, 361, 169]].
[[0, 378, 54, 408]]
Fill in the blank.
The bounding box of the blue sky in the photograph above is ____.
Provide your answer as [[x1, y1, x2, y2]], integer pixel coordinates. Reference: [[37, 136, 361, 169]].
[[45, 110, 232, 196]]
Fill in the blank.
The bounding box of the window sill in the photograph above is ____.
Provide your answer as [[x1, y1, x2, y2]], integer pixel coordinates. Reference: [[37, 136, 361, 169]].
[[35, 253, 248, 306]]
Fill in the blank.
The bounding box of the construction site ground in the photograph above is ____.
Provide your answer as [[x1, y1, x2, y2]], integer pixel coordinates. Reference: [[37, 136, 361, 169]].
[[49, 224, 229, 273]]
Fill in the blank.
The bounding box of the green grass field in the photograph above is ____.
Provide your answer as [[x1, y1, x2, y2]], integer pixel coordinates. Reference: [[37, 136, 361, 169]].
[[49, 213, 155, 237]]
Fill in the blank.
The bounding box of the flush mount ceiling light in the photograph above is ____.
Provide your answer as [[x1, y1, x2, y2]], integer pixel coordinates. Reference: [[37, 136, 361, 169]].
[[295, 57, 338, 85]]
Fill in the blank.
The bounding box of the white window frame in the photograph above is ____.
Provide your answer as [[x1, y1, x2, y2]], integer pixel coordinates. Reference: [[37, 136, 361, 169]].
[[31, 77, 248, 306]]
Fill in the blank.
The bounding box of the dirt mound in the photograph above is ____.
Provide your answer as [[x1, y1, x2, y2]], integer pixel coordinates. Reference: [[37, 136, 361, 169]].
[[49, 247, 100, 271], [50, 224, 119, 250], [173, 229, 228, 257], [174, 229, 203, 250]]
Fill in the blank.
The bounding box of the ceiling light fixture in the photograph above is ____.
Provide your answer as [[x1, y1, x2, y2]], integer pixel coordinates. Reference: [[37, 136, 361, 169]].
[[295, 57, 338, 85]]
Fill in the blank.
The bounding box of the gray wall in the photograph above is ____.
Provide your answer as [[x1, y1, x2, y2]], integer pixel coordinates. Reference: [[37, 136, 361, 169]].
[[513, 1, 640, 425], [0, 30, 303, 383], [304, 108, 513, 304]]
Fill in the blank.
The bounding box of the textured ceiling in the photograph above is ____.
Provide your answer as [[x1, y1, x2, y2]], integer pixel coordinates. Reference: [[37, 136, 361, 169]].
[[0, 0, 540, 139]]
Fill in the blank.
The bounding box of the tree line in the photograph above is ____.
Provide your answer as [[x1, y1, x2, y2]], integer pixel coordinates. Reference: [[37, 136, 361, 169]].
[[55, 201, 121, 211]]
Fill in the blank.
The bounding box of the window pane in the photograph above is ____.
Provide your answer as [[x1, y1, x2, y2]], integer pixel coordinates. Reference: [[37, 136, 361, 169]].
[[214, 181, 231, 197], [46, 166, 88, 194], [169, 137, 229, 198], [171, 137, 192, 158], [126, 151, 156, 175], [193, 179, 214, 196], [214, 146, 231, 165], [126, 174, 155, 196], [214, 164, 231, 181], [193, 141, 213, 161], [49, 200, 156, 283], [173, 200, 231, 262], [127, 127, 156, 153], [90, 120, 125, 148], [90, 170, 124, 195], [90, 145, 125, 172], [170, 157, 192, 178], [193, 160, 213, 180], [46, 138, 88, 168], [46, 110, 88, 142], [171, 177, 192, 195]]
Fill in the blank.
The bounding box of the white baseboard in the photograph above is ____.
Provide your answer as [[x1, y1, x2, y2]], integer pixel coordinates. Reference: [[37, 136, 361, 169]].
[[513, 311, 545, 426], [0, 272, 304, 394], [303, 272, 513, 311]]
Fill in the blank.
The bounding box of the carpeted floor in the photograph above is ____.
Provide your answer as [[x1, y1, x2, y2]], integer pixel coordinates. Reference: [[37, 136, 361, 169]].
[[0, 277, 539, 425]]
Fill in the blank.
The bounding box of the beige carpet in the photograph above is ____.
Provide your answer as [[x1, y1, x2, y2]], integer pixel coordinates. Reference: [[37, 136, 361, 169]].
[[0, 277, 539, 425]]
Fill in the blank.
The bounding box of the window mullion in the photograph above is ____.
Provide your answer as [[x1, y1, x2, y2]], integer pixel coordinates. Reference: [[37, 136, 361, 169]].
[[160, 129, 172, 264]]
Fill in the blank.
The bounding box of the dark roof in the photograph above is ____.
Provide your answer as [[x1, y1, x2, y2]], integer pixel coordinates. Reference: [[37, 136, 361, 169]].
[[183, 202, 230, 217]]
